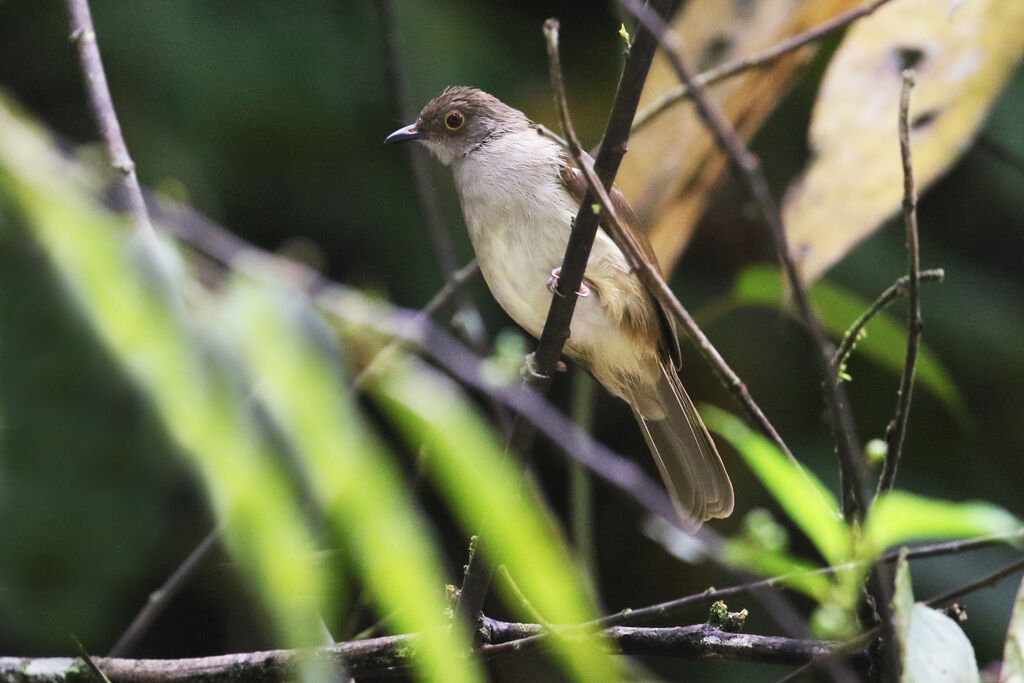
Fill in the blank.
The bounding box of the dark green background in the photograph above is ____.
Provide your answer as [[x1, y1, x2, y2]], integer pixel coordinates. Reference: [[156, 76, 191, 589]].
[[1, 1, 1022, 680]]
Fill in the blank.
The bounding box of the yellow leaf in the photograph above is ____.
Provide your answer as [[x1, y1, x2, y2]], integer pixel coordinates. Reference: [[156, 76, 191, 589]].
[[783, 0, 1024, 282], [617, 0, 865, 273]]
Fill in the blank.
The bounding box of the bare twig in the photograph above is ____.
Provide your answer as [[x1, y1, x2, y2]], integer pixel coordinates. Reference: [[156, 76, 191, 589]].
[[925, 556, 1024, 608], [108, 528, 221, 657], [631, 0, 899, 133], [877, 71, 922, 495], [454, 10, 666, 634], [977, 134, 1024, 177], [619, 0, 867, 523], [833, 268, 944, 372], [65, 0, 157, 243], [373, 0, 491, 358]]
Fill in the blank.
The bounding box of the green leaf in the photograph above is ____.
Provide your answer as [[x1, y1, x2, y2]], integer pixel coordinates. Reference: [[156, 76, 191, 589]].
[[864, 491, 1022, 558], [371, 358, 618, 682], [1000, 576, 1024, 683], [229, 282, 483, 683], [702, 405, 850, 565], [733, 265, 968, 424], [892, 552, 980, 683], [0, 105, 329, 658], [721, 538, 834, 601]]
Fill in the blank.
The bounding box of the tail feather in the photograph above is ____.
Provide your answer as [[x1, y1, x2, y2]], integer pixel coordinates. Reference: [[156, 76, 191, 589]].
[[631, 362, 734, 528]]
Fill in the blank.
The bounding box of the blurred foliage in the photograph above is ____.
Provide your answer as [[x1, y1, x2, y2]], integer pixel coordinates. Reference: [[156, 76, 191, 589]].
[[0, 1, 1023, 681]]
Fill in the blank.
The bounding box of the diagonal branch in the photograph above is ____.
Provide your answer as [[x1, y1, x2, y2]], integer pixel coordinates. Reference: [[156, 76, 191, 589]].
[[454, 9, 667, 633], [631, 0, 900, 133], [877, 71, 922, 495], [619, 0, 867, 523]]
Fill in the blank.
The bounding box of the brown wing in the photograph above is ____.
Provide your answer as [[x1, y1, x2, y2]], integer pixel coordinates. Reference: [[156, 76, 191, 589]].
[[558, 153, 683, 368]]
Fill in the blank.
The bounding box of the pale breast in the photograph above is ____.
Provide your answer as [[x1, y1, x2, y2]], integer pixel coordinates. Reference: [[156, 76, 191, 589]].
[[451, 130, 660, 396]]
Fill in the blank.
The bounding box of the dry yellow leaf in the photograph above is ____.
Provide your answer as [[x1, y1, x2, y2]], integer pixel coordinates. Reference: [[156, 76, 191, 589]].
[[617, 0, 865, 274], [783, 0, 1024, 282]]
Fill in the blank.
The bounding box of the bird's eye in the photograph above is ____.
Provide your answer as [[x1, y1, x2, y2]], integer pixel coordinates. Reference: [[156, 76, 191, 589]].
[[444, 111, 464, 130]]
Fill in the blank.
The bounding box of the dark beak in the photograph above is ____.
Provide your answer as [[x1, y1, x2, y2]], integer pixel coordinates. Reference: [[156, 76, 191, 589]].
[[385, 123, 426, 144]]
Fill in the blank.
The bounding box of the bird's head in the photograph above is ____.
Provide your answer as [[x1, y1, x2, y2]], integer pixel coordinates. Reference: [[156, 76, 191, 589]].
[[385, 86, 528, 165]]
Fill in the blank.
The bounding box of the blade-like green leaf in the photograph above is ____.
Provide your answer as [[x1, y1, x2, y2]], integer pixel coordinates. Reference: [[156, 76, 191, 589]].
[[371, 358, 617, 682], [892, 552, 981, 683], [721, 538, 834, 601], [0, 104, 328, 656], [229, 282, 483, 683], [1000, 576, 1024, 683], [733, 265, 967, 424], [702, 405, 850, 565], [864, 491, 1022, 559]]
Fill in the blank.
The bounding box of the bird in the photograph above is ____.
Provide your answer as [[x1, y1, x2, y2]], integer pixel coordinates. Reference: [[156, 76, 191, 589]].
[[386, 86, 733, 528]]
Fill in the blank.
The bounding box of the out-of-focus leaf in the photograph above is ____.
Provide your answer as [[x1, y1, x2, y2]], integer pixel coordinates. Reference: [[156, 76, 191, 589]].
[[864, 491, 1022, 558], [618, 0, 864, 272], [702, 405, 850, 565], [229, 283, 482, 683], [733, 265, 967, 422], [1000, 576, 1024, 683], [0, 103, 329, 655], [892, 552, 981, 683], [783, 0, 1024, 282], [721, 538, 834, 601], [371, 358, 617, 682]]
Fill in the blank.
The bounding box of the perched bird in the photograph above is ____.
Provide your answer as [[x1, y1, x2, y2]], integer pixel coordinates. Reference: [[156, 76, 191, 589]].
[[386, 87, 733, 527]]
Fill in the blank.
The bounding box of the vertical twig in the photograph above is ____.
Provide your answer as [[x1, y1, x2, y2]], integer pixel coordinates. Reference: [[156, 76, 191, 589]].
[[454, 9, 666, 632], [569, 371, 597, 579], [618, 0, 867, 522], [877, 71, 921, 495], [65, 0, 157, 243]]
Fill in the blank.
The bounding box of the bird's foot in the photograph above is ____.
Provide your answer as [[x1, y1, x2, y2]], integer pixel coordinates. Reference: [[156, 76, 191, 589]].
[[547, 267, 590, 298], [521, 352, 567, 380]]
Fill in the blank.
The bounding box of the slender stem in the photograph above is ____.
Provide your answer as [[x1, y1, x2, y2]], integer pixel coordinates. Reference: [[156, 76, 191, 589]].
[[108, 528, 221, 657], [570, 371, 598, 579], [619, 0, 866, 523], [877, 71, 922, 495], [373, 0, 491, 356], [977, 134, 1024, 177], [833, 269, 944, 371], [454, 10, 666, 635], [925, 556, 1024, 608], [64, 0, 157, 243], [631, 0, 899, 133]]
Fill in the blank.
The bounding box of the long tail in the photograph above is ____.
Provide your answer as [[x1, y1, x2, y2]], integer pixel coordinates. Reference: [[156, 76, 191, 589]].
[[631, 362, 734, 528]]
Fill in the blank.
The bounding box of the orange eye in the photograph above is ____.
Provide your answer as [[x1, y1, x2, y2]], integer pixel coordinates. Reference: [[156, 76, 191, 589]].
[[444, 111, 464, 130]]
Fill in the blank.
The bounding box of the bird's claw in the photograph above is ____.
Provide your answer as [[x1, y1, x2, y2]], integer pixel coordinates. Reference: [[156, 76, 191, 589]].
[[521, 352, 567, 380], [547, 267, 590, 298]]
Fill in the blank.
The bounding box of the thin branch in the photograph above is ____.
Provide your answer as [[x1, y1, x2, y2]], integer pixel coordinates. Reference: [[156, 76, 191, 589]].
[[108, 528, 221, 657], [453, 10, 666, 634], [631, 0, 899, 133], [65, 0, 157, 243], [0, 623, 862, 682], [373, 0, 492, 359], [619, 0, 867, 523], [925, 556, 1024, 608], [877, 71, 922, 495], [977, 134, 1024, 177], [833, 268, 944, 371]]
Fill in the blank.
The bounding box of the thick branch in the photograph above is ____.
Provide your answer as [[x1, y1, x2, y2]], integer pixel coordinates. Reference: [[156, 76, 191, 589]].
[[877, 71, 922, 495], [619, 0, 867, 522], [0, 622, 861, 682]]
